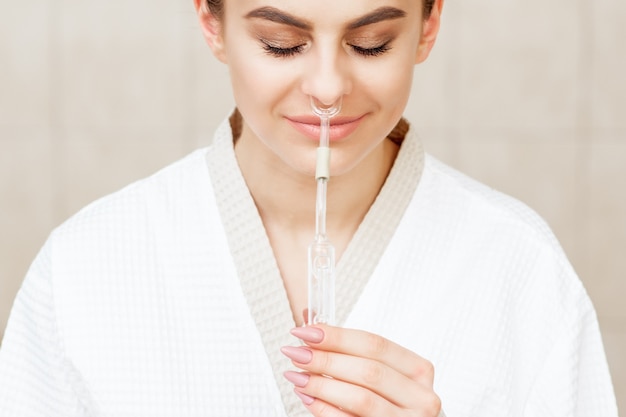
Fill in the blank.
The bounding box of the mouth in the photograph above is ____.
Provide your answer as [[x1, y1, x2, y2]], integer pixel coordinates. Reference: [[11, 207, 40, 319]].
[[285, 114, 366, 142]]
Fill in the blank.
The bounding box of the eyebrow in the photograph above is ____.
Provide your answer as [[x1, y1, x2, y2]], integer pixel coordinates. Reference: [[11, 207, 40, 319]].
[[245, 6, 406, 31], [245, 7, 312, 30], [347, 7, 407, 30]]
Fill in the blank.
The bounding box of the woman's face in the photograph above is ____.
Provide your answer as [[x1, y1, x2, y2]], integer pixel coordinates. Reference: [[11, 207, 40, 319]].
[[201, 0, 439, 178]]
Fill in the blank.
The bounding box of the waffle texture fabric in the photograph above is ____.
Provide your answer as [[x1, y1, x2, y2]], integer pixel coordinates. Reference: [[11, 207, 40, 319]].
[[0, 118, 618, 416]]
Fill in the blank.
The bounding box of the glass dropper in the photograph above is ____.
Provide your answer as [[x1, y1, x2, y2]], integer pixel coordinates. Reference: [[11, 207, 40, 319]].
[[307, 96, 342, 325]]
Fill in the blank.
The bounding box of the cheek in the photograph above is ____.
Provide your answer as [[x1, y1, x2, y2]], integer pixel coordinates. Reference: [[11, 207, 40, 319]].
[[357, 59, 414, 118], [228, 54, 271, 106], [225, 41, 297, 105], [353, 42, 416, 103], [228, 57, 295, 139]]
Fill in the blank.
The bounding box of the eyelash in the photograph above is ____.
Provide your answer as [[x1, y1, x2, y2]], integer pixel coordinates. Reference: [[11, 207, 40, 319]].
[[262, 42, 305, 58], [349, 42, 391, 57], [261, 41, 391, 58]]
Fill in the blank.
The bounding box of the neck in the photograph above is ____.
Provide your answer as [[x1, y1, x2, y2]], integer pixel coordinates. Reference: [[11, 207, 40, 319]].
[[234, 122, 400, 247]]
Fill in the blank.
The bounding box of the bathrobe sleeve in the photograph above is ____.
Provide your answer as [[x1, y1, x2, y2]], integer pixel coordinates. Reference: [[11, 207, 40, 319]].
[[0, 238, 96, 417], [523, 290, 618, 416]]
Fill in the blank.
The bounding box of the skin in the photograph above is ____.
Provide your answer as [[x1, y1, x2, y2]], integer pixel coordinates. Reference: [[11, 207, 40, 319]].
[[285, 324, 442, 416], [193, 0, 444, 414]]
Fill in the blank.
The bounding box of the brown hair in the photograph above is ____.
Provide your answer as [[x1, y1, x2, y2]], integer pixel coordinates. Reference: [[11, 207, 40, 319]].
[[205, 0, 436, 20]]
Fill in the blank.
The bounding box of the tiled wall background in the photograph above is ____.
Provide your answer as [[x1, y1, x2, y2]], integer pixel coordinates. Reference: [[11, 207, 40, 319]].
[[1, 0, 624, 411]]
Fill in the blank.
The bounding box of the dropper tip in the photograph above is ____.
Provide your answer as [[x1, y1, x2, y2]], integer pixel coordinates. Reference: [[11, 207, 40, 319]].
[[310, 96, 342, 119]]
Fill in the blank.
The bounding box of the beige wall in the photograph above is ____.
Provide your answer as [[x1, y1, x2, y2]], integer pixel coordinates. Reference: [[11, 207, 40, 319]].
[[1, 0, 624, 411]]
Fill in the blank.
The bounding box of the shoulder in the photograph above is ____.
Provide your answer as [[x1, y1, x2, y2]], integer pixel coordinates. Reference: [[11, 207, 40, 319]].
[[55, 116, 236, 239], [404, 153, 591, 314], [418, 153, 566, 258], [49, 148, 214, 261], [61, 149, 208, 224], [395, 153, 601, 373]]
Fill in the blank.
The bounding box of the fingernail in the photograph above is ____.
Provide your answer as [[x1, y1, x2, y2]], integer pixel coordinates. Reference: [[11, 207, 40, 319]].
[[280, 346, 313, 364], [283, 371, 310, 387], [290, 326, 324, 344], [294, 389, 315, 405]]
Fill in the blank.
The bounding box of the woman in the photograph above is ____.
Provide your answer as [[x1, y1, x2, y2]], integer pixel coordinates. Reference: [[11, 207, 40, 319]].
[[0, 0, 617, 416]]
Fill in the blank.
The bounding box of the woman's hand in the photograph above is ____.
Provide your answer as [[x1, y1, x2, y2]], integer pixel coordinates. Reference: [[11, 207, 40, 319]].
[[281, 324, 441, 417]]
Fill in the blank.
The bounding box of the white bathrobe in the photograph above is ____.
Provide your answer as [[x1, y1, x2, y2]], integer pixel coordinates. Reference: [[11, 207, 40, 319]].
[[0, 118, 617, 416]]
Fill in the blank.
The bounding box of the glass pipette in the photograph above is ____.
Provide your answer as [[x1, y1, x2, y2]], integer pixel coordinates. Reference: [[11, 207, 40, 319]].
[[308, 96, 342, 325]]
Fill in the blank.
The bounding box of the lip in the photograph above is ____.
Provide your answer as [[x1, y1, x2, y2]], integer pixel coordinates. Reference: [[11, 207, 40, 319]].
[[286, 114, 366, 142]]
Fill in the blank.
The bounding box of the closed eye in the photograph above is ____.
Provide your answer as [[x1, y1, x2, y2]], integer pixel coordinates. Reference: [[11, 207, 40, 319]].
[[261, 40, 306, 58], [349, 42, 391, 57], [259, 39, 391, 58]]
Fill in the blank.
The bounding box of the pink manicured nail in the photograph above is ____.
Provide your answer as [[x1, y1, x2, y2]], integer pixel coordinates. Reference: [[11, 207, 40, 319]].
[[290, 326, 324, 343], [294, 389, 315, 406], [283, 371, 310, 387], [281, 346, 313, 364]]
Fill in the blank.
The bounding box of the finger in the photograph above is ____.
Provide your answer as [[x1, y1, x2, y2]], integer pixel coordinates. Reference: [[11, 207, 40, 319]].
[[295, 373, 397, 417], [282, 346, 419, 407], [285, 370, 441, 417], [294, 389, 357, 417], [290, 325, 435, 384]]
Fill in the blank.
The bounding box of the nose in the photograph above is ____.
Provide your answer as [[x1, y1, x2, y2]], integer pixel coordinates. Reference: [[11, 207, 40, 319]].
[[301, 43, 352, 107]]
